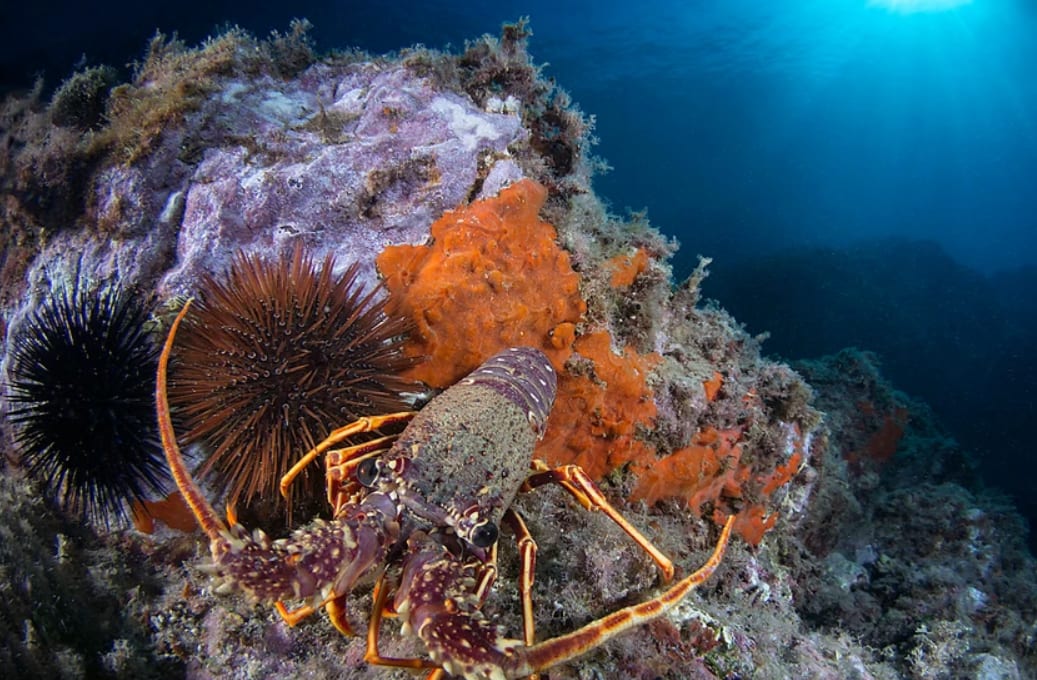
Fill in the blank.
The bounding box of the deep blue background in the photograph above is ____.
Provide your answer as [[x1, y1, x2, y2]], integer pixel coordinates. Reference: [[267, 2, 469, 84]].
[[3, 0, 1035, 545]]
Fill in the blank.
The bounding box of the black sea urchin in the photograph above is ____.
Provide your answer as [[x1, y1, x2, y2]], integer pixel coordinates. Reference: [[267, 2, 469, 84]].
[[6, 284, 167, 525], [167, 246, 415, 515]]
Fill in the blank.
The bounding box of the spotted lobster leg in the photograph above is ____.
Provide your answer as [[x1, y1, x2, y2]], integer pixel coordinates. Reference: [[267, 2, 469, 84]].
[[501, 510, 537, 650], [501, 509, 539, 680]]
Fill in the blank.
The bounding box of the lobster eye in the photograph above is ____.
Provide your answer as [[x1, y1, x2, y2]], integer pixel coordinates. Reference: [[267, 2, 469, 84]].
[[470, 521, 499, 548], [356, 458, 379, 487]]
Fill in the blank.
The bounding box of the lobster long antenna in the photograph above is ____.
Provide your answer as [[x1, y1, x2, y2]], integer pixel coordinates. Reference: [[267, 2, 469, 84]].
[[156, 300, 226, 540], [522, 514, 735, 674]]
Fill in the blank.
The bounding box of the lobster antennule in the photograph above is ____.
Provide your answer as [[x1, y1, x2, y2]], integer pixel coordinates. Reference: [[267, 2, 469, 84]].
[[157, 299, 227, 542]]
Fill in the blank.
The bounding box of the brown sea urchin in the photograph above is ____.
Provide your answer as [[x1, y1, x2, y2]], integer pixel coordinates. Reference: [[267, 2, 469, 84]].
[[166, 246, 415, 516]]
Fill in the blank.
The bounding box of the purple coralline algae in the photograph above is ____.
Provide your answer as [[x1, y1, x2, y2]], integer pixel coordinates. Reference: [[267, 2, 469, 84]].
[[0, 20, 1033, 680], [159, 63, 526, 297]]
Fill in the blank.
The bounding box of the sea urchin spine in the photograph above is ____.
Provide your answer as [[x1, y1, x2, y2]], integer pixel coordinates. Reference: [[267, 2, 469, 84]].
[[6, 283, 168, 525], [166, 246, 415, 515]]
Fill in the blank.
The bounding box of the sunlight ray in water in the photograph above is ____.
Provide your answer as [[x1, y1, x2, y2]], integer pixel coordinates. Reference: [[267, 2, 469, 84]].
[[868, 0, 973, 13]]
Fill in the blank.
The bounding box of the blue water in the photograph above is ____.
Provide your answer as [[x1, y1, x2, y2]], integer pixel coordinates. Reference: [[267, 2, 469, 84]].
[[3, 0, 1036, 540], [5, 1, 1034, 274]]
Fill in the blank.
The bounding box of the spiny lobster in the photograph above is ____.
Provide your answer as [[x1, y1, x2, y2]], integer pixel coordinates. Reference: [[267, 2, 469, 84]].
[[157, 300, 734, 679]]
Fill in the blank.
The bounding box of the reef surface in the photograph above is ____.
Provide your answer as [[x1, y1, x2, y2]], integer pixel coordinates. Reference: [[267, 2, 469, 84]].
[[0, 21, 1034, 679]]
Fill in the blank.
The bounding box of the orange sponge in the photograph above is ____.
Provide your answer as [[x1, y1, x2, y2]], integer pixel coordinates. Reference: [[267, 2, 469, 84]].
[[376, 180, 801, 545], [630, 424, 805, 547], [376, 180, 661, 479], [703, 371, 724, 402], [607, 247, 650, 288], [630, 426, 746, 516], [377, 179, 586, 385], [539, 331, 661, 478]]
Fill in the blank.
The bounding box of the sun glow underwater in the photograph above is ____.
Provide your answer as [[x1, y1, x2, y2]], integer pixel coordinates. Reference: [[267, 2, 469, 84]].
[[868, 0, 973, 13]]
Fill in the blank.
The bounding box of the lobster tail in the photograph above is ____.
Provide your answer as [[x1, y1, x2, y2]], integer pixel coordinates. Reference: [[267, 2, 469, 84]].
[[460, 347, 556, 437]]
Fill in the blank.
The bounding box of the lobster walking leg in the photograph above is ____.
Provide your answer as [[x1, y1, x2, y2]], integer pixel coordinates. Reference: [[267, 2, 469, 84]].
[[273, 577, 370, 635], [364, 570, 440, 672], [502, 510, 537, 648], [503, 509, 540, 680], [279, 411, 417, 498], [325, 595, 355, 636], [522, 460, 676, 582]]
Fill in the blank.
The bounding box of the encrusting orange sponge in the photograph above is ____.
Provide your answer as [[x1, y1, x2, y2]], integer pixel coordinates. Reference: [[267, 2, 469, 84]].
[[631, 423, 807, 546], [630, 426, 746, 516], [376, 179, 660, 478], [539, 331, 661, 478], [376, 179, 800, 545], [377, 179, 586, 384], [607, 247, 650, 288]]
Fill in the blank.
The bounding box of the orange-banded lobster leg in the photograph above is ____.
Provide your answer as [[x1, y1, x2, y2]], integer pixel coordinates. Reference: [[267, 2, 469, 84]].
[[503, 509, 540, 680], [274, 600, 320, 628], [279, 412, 417, 499], [270, 588, 357, 635], [363, 570, 439, 673], [271, 587, 362, 637], [365, 575, 495, 680], [502, 510, 537, 649], [521, 460, 676, 582]]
